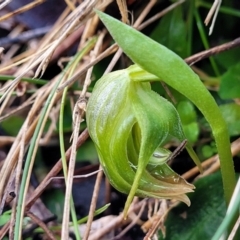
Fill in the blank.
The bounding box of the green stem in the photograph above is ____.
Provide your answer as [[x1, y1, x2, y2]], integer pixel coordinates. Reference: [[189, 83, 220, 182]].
[[194, 8, 220, 76], [212, 178, 240, 240], [0, 75, 47, 85], [0, 90, 36, 96]]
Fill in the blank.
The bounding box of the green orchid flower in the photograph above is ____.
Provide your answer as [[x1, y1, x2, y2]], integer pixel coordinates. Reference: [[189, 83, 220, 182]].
[[90, 10, 236, 212], [86, 65, 199, 216]]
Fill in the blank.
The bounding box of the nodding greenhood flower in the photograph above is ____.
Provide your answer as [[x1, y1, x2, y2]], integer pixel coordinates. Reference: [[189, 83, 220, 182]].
[[86, 64, 200, 216]]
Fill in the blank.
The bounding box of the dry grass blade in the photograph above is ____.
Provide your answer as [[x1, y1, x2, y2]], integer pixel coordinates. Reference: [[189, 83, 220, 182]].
[[228, 215, 240, 240], [26, 212, 56, 240], [61, 29, 105, 239], [0, 82, 52, 209], [0, 0, 12, 10], [65, 0, 76, 11], [138, 0, 185, 30], [116, 0, 129, 24], [0, 0, 112, 210], [0, 0, 112, 104], [105, 0, 158, 73], [113, 199, 146, 240], [26, 129, 89, 211], [57, 43, 118, 90], [9, 118, 29, 239], [0, 0, 46, 22], [83, 168, 103, 240], [87, 200, 146, 240], [204, 0, 222, 35]]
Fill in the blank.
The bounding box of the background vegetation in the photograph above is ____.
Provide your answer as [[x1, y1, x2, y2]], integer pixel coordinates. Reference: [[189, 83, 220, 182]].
[[0, 0, 240, 239]]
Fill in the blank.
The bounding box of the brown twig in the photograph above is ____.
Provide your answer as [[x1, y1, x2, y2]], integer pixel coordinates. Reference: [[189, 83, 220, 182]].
[[182, 138, 240, 181], [185, 37, 240, 65], [83, 167, 103, 240], [143, 200, 169, 240], [0, 221, 10, 238], [105, 0, 158, 74], [113, 199, 146, 240], [25, 128, 89, 210], [0, 129, 89, 238], [138, 0, 186, 31], [228, 215, 240, 240], [116, 0, 129, 24], [57, 43, 118, 91], [88, 200, 145, 240], [26, 212, 56, 240], [0, 26, 50, 47], [0, 0, 46, 22]]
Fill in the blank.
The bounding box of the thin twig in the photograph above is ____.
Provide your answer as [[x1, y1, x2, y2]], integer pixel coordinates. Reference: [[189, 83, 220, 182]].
[[25, 129, 89, 210], [61, 30, 105, 239], [228, 214, 240, 240], [61, 109, 83, 239], [116, 0, 129, 24], [9, 119, 28, 240], [0, 0, 12, 10], [182, 138, 240, 181], [83, 168, 103, 240], [204, 0, 222, 35], [26, 212, 56, 240], [0, 0, 46, 22], [112, 199, 146, 240], [105, 0, 158, 73], [0, 26, 51, 47], [57, 43, 118, 91], [0, 221, 10, 238], [0, 130, 90, 238], [104, 47, 122, 74], [49, 169, 102, 182], [138, 0, 186, 31], [143, 201, 168, 240], [88, 200, 146, 240], [185, 37, 240, 65]]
